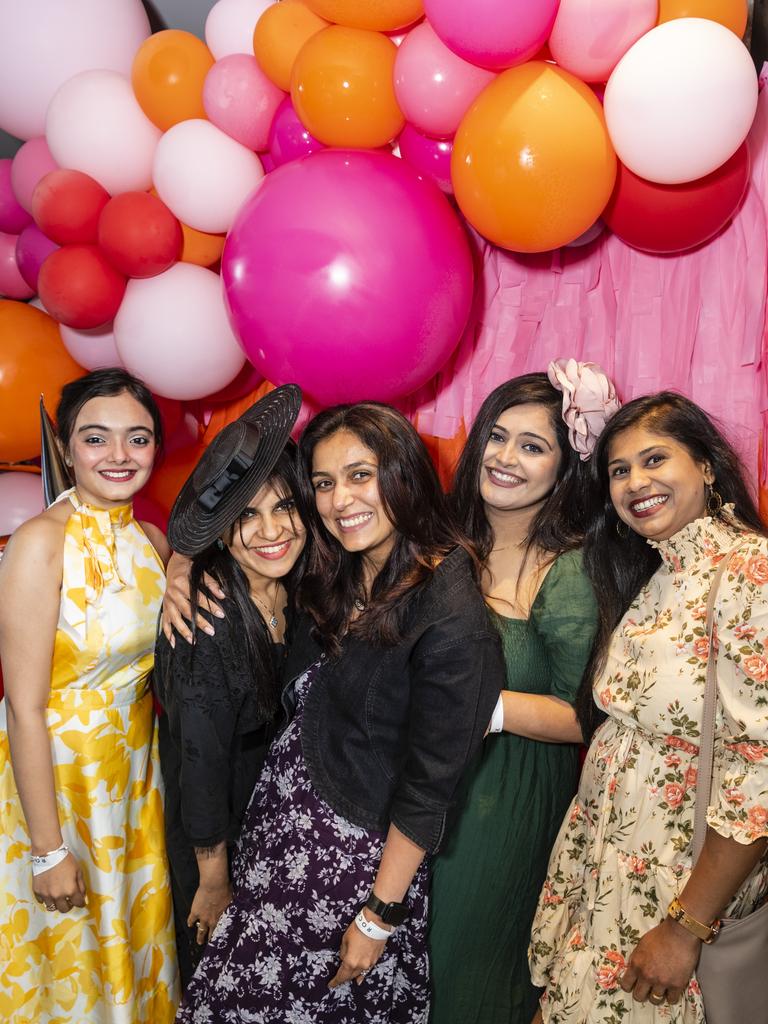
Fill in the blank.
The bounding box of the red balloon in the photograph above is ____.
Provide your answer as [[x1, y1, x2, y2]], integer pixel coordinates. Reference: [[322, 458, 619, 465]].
[[98, 191, 183, 278], [38, 245, 127, 329], [31, 170, 110, 246], [603, 144, 750, 255]]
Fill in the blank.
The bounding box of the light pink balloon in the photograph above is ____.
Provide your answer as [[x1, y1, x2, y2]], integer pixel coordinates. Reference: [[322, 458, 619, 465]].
[[59, 322, 124, 370], [153, 119, 264, 233], [203, 54, 285, 151], [205, 0, 275, 59], [10, 138, 58, 214], [549, 0, 658, 83], [605, 18, 758, 184], [0, 472, 44, 534], [0, 0, 150, 140], [394, 23, 495, 139], [0, 231, 34, 300], [0, 160, 32, 234], [46, 70, 162, 195], [114, 263, 246, 401], [423, 0, 559, 70]]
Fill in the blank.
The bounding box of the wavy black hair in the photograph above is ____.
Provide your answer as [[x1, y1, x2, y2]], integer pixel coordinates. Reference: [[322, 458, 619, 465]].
[[298, 402, 476, 653], [576, 390, 766, 740]]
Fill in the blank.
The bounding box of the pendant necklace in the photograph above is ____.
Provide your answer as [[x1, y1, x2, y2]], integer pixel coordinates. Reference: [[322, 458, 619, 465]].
[[252, 587, 279, 630]]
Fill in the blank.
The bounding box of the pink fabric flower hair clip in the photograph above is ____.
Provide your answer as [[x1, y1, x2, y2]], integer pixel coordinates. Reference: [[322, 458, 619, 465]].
[[547, 358, 621, 460]]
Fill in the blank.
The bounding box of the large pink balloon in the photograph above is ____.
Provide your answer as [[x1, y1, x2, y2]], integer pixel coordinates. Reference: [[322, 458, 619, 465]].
[[0, 472, 44, 534], [268, 98, 325, 167], [222, 149, 473, 405], [423, 0, 560, 70], [46, 71, 162, 195], [549, 0, 657, 83], [114, 263, 246, 401], [15, 224, 59, 291], [0, 161, 32, 234], [203, 54, 285, 151], [0, 0, 150, 140], [10, 138, 58, 214], [0, 231, 34, 300], [394, 22, 495, 138], [59, 322, 124, 371]]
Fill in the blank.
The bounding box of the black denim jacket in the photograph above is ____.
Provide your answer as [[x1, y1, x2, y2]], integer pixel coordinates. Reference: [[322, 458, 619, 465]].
[[281, 547, 505, 854]]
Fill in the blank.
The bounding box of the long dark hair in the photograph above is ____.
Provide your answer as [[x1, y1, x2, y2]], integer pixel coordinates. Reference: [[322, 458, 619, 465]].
[[451, 373, 588, 565], [56, 367, 163, 454], [188, 443, 309, 718], [298, 402, 476, 652], [576, 390, 766, 740]]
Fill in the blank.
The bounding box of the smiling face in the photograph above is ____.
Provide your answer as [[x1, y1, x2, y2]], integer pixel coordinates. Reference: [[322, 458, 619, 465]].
[[311, 428, 397, 571], [67, 391, 157, 507], [225, 479, 306, 587], [607, 424, 713, 541], [479, 403, 563, 516]]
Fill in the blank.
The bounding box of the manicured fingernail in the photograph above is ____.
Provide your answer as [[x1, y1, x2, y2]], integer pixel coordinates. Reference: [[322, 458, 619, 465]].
[[170, 635, 176, 649], [204, 626, 215, 636], [214, 609, 225, 618]]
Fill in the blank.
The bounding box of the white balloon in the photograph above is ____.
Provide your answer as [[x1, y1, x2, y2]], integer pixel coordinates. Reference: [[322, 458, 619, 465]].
[[205, 0, 276, 59], [46, 70, 162, 194], [0, 473, 44, 535], [153, 119, 264, 234], [114, 264, 245, 401], [604, 18, 758, 184], [59, 322, 124, 371], [0, 0, 150, 140]]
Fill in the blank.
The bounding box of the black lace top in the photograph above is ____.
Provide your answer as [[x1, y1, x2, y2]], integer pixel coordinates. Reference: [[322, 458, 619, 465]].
[[154, 601, 282, 851]]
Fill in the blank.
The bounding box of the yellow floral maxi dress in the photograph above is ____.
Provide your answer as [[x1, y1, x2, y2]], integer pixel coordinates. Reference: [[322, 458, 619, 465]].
[[529, 511, 768, 1024], [0, 492, 179, 1024]]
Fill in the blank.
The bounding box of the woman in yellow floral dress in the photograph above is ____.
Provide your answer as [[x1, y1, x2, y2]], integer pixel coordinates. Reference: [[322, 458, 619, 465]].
[[0, 368, 179, 1024], [530, 392, 768, 1023]]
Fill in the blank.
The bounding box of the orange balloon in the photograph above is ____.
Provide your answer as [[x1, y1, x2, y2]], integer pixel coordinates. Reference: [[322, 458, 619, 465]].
[[303, 0, 423, 31], [0, 301, 85, 462], [254, 1, 329, 92], [131, 30, 214, 132], [179, 221, 226, 267], [657, 0, 748, 36], [452, 62, 617, 253], [291, 26, 404, 147]]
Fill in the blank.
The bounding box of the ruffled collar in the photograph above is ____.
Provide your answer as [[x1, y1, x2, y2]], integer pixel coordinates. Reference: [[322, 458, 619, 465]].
[[64, 488, 134, 595], [648, 504, 740, 573]]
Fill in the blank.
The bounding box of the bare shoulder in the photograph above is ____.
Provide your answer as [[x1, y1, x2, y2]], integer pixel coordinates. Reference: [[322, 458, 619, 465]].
[[139, 521, 171, 566], [0, 505, 67, 590]]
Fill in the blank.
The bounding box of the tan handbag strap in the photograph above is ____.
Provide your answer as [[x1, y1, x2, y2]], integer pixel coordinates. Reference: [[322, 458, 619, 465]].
[[692, 543, 743, 860]]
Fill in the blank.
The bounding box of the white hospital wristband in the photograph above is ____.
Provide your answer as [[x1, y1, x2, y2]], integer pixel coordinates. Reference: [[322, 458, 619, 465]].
[[355, 909, 394, 941], [488, 693, 505, 734]]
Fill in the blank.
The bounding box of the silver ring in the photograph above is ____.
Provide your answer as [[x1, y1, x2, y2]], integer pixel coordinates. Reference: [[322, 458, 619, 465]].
[[45, 903, 56, 911], [358, 969, 368, 978]]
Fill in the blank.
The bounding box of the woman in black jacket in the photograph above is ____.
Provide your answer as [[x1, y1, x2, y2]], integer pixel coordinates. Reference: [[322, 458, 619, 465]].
[[172, 401, 504, 1024]]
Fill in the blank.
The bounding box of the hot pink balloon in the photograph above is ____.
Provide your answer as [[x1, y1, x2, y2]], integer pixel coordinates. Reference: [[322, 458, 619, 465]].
[[59, 321, 124, 370], [394, 22, 495, 138], [15, 224, 59, 291], [0, 160, 32, 234], [398, 124, 453, 192], [549, 0, 658, 83], [0, 231, 34, 299], [268, 98, 326, 168], [222, 149, 474, 405], [10, 138, 58, 215], [423, 0, 560, 70], [203, 53, 285, 151], [0, 472, 44, 534]]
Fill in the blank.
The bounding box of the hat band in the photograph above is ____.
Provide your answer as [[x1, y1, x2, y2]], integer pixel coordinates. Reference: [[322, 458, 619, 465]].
[[197, 428, 262, 513]]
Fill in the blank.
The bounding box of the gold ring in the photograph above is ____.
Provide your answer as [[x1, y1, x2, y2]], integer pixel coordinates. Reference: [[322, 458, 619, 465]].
[[196, 923, 207, 932], [649, 991, 666, 1005]]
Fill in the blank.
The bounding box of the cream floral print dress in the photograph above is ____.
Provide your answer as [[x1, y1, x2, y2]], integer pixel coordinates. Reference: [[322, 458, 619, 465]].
[[0, 491, 179, 1024], [529, 510, 768, 1023]]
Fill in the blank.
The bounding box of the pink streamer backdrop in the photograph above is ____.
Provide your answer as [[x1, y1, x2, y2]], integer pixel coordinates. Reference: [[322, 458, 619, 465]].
[[408, 71, 768, 488]]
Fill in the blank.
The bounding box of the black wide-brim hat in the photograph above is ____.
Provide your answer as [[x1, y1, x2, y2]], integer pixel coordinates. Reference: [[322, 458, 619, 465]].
[[167, 383, 302, 556]]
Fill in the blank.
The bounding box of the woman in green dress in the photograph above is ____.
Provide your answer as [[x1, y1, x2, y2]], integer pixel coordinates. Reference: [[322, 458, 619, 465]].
[[428, 362, 619, 1024]]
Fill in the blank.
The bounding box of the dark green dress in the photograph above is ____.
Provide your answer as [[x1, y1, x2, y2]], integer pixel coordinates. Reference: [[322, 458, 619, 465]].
[[428, 549, 598, 1024]]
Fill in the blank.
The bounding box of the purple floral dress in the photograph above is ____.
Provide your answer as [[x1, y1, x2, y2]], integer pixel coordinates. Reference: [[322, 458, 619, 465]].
[[176, 665, 430, 1024]]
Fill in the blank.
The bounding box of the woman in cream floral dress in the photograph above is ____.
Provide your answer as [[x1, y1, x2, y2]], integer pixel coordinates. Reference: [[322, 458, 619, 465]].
[[530, 392, 768, 1023], [0, 369, 178, 1023]]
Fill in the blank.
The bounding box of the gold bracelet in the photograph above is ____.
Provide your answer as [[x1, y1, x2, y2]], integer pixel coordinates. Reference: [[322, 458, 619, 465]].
[[667, 897, 721, 944]]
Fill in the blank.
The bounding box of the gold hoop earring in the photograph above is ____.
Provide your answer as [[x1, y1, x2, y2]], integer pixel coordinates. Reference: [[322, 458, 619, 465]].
[[706, 485, 723, 516], [616, 519, 629, 539]]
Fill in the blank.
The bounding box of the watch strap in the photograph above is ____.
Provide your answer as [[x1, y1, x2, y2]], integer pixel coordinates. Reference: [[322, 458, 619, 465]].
[[365, 892, 409, 926]]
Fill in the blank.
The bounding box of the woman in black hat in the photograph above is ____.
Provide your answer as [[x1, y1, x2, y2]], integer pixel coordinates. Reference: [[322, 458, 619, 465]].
[[153, 384, 309, 987], [166, 400, 504, 1023]]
